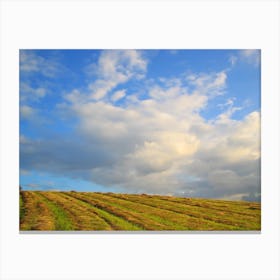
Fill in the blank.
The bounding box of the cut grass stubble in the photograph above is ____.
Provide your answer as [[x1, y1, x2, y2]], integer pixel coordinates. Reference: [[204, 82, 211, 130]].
[[20, 191, 261, 231]]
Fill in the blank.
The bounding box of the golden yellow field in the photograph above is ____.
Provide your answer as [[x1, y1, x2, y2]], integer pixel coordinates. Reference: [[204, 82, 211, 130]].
[[20, 191, 261, 231]]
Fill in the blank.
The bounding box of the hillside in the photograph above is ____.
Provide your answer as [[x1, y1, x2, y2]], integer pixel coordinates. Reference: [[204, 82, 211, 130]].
[[19, 191, 261, 231]]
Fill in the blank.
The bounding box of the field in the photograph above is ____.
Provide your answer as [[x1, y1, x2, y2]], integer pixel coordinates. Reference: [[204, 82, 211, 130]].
[[19, 191, 261, 231]]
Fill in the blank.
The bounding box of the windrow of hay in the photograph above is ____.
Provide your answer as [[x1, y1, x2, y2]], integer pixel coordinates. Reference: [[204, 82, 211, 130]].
[[20, 191, 261, 231]]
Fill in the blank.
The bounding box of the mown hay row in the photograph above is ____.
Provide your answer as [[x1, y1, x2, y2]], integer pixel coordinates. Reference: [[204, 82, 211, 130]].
[[66, 192, 171, 230], [108, 193, 260, 230], [81, 192, 239, 230], [20, 191, 261, 231], [20, 191, 56, 230], [154, 195, 260, 217], [39, 192, 111, 230], [61, 192, 142, 230]]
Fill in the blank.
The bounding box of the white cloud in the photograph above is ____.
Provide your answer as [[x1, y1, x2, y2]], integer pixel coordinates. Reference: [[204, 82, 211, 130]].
[[20, 82, 47, 101], [20, 105, 35, 120], [20, 50, 64, 77], [86, 50, 147, 100], [63, 89, 84, 104], [187, 71, 227, 96], [20, 51, 41, 72], [111, 89, 126, 102], [149, 85, 182, 100], [55, 73, 260, 197], [239, 49, 260, 66], [216, 98, 242, 120], [227, 50, 260, 69]]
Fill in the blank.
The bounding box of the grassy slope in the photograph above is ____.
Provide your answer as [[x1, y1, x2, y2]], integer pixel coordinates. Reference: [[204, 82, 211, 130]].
[[19, 191, 261, 231]]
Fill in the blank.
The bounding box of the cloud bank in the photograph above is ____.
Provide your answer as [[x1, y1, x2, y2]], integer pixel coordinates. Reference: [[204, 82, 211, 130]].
[[20, 50, 261, 201]]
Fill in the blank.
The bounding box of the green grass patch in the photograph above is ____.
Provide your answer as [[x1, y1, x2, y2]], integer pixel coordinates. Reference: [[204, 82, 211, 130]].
[[35, 192, 74, 230]]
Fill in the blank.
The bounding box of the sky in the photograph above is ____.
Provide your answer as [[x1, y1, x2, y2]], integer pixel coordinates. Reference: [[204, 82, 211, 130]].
[[20, 49, 261, 201]]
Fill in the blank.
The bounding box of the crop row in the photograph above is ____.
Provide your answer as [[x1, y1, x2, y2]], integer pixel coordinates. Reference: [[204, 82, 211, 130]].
[[20, 191, 261, 231]]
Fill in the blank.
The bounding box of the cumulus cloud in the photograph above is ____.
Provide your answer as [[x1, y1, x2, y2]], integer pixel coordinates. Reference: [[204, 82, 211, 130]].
[[86, 50, 147, 100], [20, 50, 260, 200]]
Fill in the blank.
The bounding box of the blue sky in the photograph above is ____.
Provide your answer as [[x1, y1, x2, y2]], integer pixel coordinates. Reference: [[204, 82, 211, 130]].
[[20, 49, 260, 201]]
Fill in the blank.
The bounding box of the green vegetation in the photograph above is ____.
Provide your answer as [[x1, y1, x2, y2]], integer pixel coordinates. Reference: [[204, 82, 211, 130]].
[[19, 191, 261, 231]]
